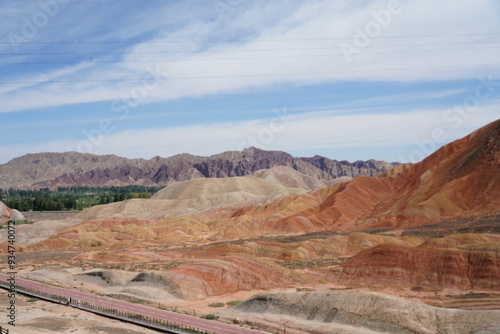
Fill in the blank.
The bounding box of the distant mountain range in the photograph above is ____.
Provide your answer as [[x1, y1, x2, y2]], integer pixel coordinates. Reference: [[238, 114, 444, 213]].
[[52, 119, 500, 240], [0, 147, 402, 189]]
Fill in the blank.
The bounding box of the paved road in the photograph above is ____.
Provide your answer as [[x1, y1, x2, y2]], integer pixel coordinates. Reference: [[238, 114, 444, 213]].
[[0, 273, 268, 334]]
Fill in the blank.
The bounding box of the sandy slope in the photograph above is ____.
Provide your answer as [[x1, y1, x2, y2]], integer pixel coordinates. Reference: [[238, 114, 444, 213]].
[[252, 166, 331, 190], [220, 290, 500, 334], [75, 176, 306, 220]]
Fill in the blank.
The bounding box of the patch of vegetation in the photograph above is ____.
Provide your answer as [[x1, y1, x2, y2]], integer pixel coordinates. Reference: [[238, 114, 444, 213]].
[[201, 314, 219, 320], [129, 299, 146, 304], [275, 258, 348, 269], [27, 298, 39, 302], [15, 220, 34, 225], [208, 302, 225, 308], [226, 300, 242, 307]]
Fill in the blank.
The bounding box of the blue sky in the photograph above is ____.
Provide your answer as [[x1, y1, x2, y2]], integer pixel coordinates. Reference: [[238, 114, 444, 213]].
[[0, 0, 499, 164]]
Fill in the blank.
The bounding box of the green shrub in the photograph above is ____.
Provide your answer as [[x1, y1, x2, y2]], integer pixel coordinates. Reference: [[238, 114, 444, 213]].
[[208, 302, 224, 308], [201, 314, 219, 320], [16, 220, 34, 225]]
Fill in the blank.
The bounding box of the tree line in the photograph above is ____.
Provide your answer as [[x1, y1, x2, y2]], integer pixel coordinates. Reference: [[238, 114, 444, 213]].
[[0, 185, 163, 211]]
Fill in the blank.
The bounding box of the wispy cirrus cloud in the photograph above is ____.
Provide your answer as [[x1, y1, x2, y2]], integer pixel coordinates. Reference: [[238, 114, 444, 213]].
[[0, 0, 499, 165], [1, 0, 499, 114]]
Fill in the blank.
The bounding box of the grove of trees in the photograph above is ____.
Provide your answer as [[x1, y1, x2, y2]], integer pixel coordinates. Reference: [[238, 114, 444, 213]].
[[0, 185, 162, 211]]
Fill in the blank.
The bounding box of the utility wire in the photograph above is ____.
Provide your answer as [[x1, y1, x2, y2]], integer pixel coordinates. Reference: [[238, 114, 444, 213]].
[[1, 41, 499, 56], [0, 64, 497, 85], [0, 46, 498, 65], [0, 32, 499, 44]]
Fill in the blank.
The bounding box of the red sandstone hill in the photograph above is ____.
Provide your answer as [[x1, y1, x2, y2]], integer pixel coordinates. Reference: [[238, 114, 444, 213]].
[[341, 242, 500, 290], [264, 119, 500, 233]]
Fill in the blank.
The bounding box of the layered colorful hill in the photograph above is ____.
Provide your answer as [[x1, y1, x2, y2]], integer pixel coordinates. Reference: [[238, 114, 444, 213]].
[[9, 120, 500, 305], [266, 119, 500, 233], [21, 120, 500, 249]]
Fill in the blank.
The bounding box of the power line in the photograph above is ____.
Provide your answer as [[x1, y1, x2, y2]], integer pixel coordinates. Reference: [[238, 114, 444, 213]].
[[1, 41, 498, 57], [1, 46, 498, 65], [0, 64, 497, 85], [0, 32, 499, 44]]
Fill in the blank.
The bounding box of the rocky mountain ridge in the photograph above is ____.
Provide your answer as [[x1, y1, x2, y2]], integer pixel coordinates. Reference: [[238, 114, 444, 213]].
[[0, 148, 402, 189]]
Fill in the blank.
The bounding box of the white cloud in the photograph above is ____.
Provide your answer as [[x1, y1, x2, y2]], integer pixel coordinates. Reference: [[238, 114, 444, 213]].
[[2, 103, 497, 164], [1, 0, 499, 113]]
